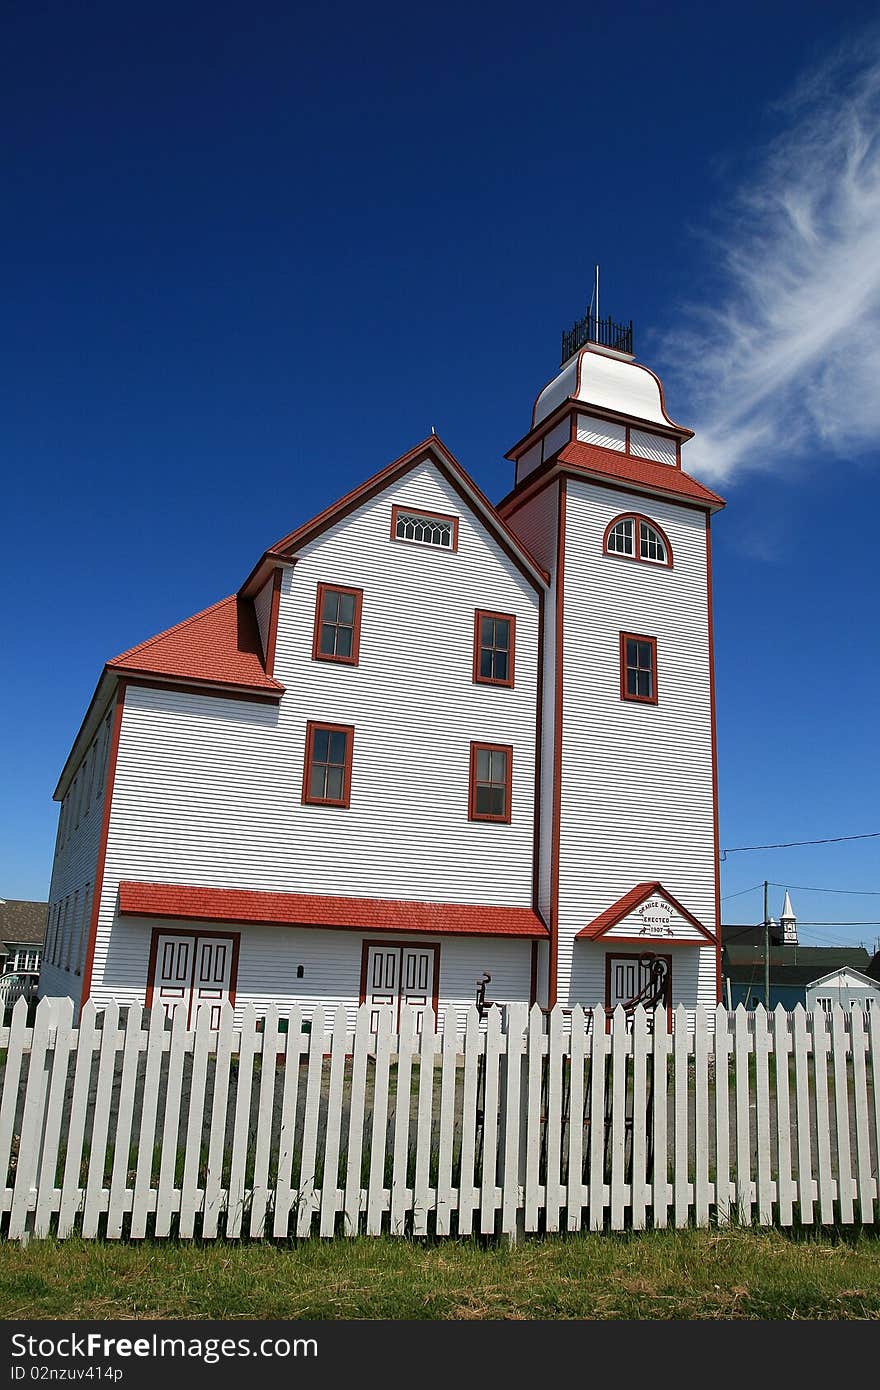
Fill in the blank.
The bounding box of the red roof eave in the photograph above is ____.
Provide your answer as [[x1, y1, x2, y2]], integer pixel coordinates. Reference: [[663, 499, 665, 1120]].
[[557, 440, 725, 510], [118, 882, 550, 938], [575, 881, 717, 944]]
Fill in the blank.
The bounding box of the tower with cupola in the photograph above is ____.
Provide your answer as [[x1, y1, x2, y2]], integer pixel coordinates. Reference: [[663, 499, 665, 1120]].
[[499, 308, 725, 1014]]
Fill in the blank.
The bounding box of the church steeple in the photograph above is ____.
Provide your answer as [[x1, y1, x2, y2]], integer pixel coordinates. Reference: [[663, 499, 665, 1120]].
[[780, 890, 798, 945]]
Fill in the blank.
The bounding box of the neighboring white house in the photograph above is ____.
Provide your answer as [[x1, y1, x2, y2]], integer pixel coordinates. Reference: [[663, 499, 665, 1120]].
[[806, 969, 880, 1015], [40, 320, 725, 1028]]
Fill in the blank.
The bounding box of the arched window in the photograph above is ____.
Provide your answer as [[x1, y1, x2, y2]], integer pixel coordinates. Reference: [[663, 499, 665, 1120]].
[[603, 514, 672, 567]]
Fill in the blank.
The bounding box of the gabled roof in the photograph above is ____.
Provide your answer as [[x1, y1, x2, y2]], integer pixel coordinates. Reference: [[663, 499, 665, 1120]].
[[118, 881, 549, 938], [0, 899, 48, 945], [240, 435, 549, 597], [106, 596, 284, 698], [557, 440, 725, 511], [575, 881, 717, 943], [806, 966, 880, 991]]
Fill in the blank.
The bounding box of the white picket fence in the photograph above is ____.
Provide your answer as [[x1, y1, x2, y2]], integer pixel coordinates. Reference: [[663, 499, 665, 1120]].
[[0, 996, 878, 1240]]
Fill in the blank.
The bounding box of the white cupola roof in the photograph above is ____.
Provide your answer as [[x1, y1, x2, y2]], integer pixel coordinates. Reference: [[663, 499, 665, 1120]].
[[532, 344, 689, 434]]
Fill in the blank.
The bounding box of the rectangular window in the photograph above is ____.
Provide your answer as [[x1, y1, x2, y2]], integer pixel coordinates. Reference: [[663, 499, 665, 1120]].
[[312, 582, 363, 665], [391, 504, 459, 551], [468, 741, 512, 823], [302, 721, 354, 808], [620, 632, 658, 705], [816, 997, 833, 1013], [473, 610, 515, 688]]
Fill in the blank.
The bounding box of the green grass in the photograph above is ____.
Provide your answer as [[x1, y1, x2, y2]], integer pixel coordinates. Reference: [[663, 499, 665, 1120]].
[[0, 1228, 879, 1319]]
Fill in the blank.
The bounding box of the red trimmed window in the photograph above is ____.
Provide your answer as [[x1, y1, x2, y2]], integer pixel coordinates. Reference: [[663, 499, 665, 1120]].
[[391, 504, 459, 551], [620, 633, 658, 704], [469, 741, 512, 823], [312, 583, 363, 665], [473, 610, 515, 687], [604, 514, 672, 567], [302, 721, 354, 807]]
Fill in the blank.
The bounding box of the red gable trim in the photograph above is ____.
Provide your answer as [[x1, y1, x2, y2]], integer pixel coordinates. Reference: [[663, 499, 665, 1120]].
[[575, 881, 718, 943], [118, 882, 550, 939], [557, 440, 725, 510], [240, 435, 549, 597]]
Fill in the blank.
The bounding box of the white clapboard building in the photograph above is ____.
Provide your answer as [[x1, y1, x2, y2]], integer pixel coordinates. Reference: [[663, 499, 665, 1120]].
[[41, 318, 725, 1028]]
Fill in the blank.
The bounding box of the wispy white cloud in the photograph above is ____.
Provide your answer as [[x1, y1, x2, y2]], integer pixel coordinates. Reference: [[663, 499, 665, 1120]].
[[662, 36, 880, 484]]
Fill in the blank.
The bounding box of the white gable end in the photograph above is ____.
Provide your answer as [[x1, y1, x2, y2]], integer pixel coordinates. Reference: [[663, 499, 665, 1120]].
[[605, 893, 706, 943]]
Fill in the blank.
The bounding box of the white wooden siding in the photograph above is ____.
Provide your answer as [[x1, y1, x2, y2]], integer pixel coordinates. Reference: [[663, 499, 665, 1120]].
[[515, 441, 542, 485], [541, 418, 570, 461], [39, 702, 113, 1006], [576, 413, 626, 452], [253, 576, 275, 661], [558, 480, 716, 1012], [630, 428, 676, 466], [570, 942, 715, 1024], [86, 460, 540, 1004]]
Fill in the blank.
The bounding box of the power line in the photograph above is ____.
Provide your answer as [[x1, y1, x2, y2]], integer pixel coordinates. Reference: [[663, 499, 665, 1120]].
[[721, 831, 880, 860], [769, 881, 880, 896], [721, 883, 764, 901]]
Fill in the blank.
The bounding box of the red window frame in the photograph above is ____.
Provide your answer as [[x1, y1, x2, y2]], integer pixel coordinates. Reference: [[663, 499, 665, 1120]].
[[603, 513, 673, 568], [620, 632, 658, 705], [390, 504, 459, 552], [468, 741, 513, 824], [473, 609, 516, 688], [312, 582, 364, 666], [302, 720, 355, 808]]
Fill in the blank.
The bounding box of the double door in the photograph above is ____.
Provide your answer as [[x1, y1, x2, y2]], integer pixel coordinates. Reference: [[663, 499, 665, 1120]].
[[363, 941, 438, 1033], [151, 931, 236, 1028]]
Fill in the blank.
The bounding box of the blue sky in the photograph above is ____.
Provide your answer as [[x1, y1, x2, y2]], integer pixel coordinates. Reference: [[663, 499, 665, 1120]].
[[3, 1, 880, 947]]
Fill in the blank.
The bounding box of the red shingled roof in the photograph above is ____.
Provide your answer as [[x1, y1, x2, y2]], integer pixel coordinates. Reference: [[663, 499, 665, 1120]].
[[118, 881, 549, 938], [107, 596, 283, 695], [557, 440, 725, 510], [576, 881, 716, 942]]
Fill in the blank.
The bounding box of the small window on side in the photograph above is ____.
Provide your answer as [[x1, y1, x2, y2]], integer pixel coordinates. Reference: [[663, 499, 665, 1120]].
[[473, 610, 515, 688], [468, 742, 512, 823], [620, 632, 658, 705], [312, 583, 363, 666], [302, 721, 354, 808]]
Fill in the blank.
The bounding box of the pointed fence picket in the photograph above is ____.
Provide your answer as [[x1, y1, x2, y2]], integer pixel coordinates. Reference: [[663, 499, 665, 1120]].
[[1, 997, 878, 1240]]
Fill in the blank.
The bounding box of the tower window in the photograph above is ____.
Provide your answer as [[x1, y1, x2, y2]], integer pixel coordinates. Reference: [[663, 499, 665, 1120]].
[[604, 514, 672, 567], [473, 610, 515, 687], [312, 583, 363, 665], [620, 633, 658, 705], [391, 505, 459, 551]]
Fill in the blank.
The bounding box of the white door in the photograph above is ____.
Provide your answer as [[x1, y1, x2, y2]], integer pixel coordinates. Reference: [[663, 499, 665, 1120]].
[[154, 934, 196, 1023], [400, 945, 435, 1034], [365, 944, 399, 1033], [153, 933, 235, 1026], [364, 943, 437, 1032]]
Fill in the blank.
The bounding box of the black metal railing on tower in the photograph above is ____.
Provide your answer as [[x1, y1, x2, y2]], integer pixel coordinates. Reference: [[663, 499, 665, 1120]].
[[561, 312, 633, 364]]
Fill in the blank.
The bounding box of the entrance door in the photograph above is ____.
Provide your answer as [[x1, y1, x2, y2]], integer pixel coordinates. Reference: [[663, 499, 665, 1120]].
[[606, 953, 671, 1013], [363, 941, 438, 1032], [151, 931, 237, 1027]]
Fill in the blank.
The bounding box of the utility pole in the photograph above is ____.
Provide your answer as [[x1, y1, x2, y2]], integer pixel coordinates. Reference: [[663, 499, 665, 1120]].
[[763, 880, 770, 1009]]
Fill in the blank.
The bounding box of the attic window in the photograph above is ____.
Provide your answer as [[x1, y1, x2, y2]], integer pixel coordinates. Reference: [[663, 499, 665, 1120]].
[[604, 514, 672, 567], [391, 505, 458, 551]]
